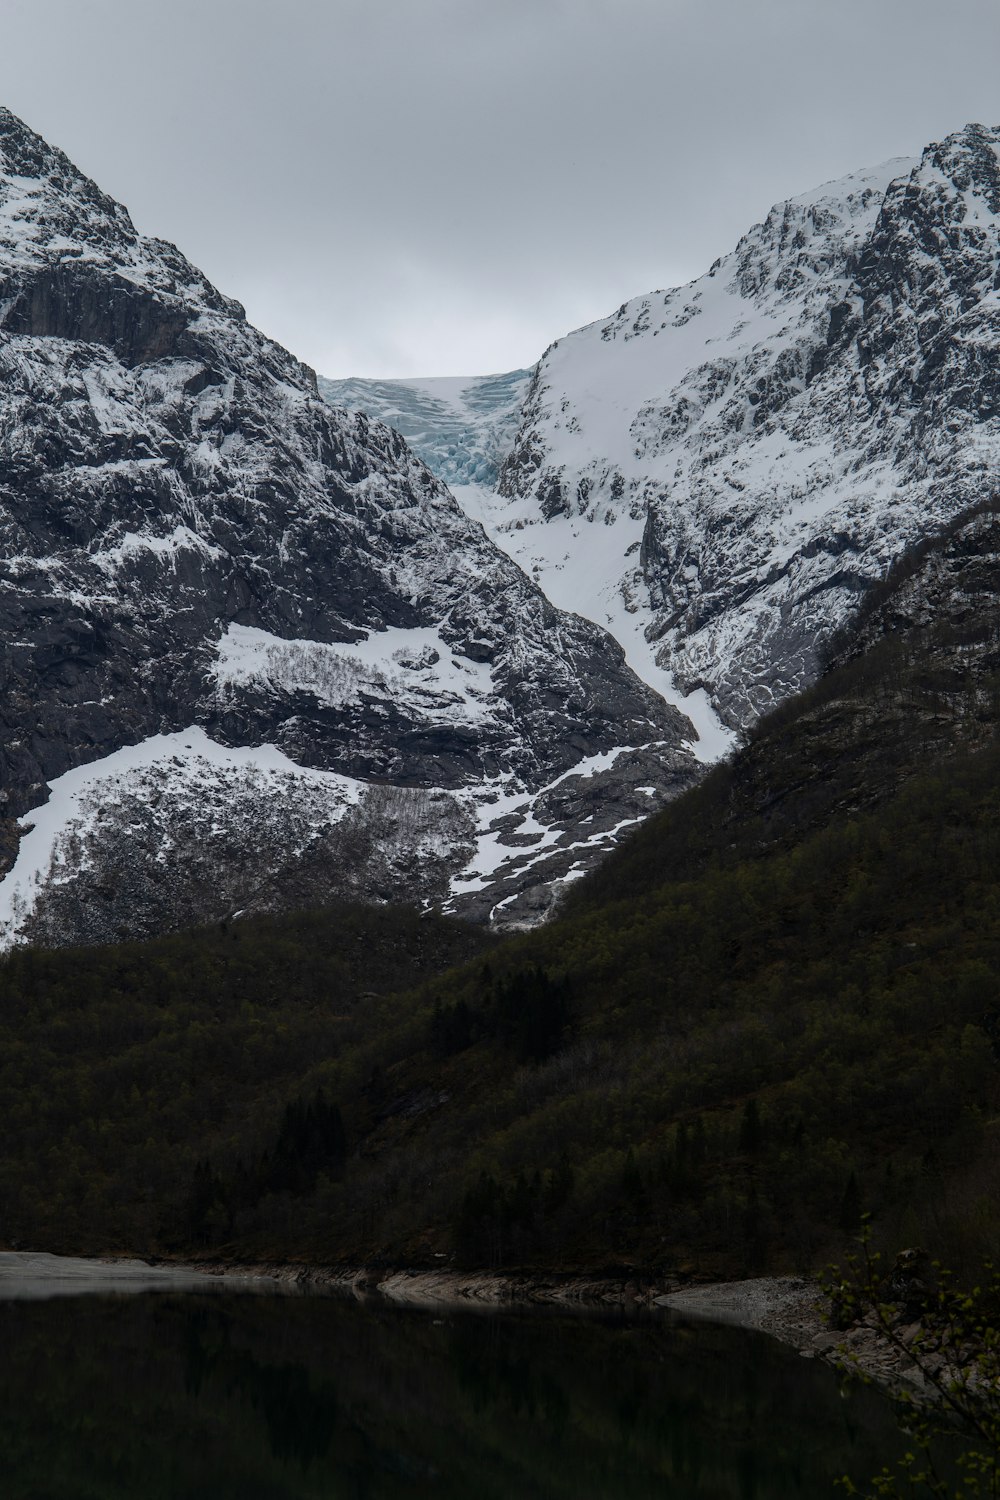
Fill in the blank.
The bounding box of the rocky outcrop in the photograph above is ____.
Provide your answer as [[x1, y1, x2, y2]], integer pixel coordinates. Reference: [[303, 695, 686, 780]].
[[827, 499, 1000, 681]]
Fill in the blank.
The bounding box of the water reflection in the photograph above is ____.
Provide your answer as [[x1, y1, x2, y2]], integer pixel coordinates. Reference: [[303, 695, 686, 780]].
[[0, 1290, 903, 1498]]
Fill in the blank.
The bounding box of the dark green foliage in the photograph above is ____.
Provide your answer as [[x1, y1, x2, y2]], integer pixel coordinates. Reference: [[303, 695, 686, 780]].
[[0, 902, 490, 1255], [739, 1100, 763, 1155], [430, 998, 474, 1057], [3, 737, 1000, 1272], [839, 1172, 863, 1238], [428, 967, 573, 1064], [454, 1171, 505, 1267], [829, 1229, 1000, 1499], [265, 1090, 347, 1196], [491, 967, 573, 1063], [453, 1163, 575, 1268], [185, 1161, 227, 1246]]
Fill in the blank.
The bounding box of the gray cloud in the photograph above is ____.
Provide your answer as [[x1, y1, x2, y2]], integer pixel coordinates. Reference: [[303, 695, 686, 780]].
[[1, 0, 999, 376]]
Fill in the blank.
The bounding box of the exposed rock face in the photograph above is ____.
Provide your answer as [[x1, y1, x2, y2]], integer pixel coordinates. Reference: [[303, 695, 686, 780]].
[[827, 498, 1000, 704], [0, 108, 699, 945], [495, 125, 1000, 728], [443, 744, 689, 926], [704, 499, 1000, 870]]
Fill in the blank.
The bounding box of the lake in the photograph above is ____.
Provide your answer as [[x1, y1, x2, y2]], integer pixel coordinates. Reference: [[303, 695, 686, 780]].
[[0, 1276, 905, 1498]]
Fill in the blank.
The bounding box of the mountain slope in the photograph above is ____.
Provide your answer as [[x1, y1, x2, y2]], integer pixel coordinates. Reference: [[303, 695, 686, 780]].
[[0, 110, 699, 943], [498, 126, 1000, 728], [333, 127, 1000, 738]]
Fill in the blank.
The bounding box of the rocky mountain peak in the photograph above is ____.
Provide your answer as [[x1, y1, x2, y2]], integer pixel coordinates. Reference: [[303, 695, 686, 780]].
[[856, 125, 1000, 389], [924, 121, 1000, 203], [0, 106, 139, 259], [0, 107, 248, 362]]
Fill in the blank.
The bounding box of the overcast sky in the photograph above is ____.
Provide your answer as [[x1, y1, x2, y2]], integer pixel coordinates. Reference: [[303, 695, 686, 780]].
[[2, 0, 999, 378]]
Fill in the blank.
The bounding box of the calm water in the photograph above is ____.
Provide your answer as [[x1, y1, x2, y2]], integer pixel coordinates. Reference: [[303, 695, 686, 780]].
[[0, 1289, 905, 1499]]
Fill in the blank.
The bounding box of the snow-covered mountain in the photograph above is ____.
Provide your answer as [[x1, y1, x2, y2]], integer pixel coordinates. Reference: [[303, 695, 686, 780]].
[[499, 125, 1000, 728], [335, 125, 1000, 735], [0, 108, 699, 946]]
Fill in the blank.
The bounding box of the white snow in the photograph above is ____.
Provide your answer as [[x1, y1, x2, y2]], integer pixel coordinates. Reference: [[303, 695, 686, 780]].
[[450, 743, 661, 898], [92, 525, 222, 572], [441, 150, 998, 732], [213, 622, 494, 725], [450, 482, 736, 760]]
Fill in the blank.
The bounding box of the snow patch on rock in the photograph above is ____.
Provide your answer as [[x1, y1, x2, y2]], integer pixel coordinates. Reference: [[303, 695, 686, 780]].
[[213, 622, 495, 727], [0, 729, 364, 947]]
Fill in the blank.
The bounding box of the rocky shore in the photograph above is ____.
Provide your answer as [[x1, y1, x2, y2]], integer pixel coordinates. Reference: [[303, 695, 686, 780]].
[[182, 1260, 940, 1395], [0, 1250, 255, 1300], [659, 1276, 938, 1394], [186, 1260, 678, 1308]]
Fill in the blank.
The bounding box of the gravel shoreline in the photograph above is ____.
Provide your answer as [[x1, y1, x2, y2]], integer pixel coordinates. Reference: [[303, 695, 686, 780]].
[[657, 1275, 823, 1341], [186, 1262, 927, 1391], [660, 1276, 935, 1393], [3, 1253, 922, 1393]]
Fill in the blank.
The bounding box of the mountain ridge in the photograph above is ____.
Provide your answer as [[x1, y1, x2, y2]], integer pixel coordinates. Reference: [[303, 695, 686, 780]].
[[501, 125, 1000, 726], [0, 107, 698, 945]]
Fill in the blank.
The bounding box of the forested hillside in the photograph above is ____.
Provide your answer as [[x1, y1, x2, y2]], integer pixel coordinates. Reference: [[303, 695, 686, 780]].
[[2, 509, 999, 1276]]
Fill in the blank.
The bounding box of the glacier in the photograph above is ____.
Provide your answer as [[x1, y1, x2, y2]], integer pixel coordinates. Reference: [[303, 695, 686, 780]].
[[319, 369, 531, 489]]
